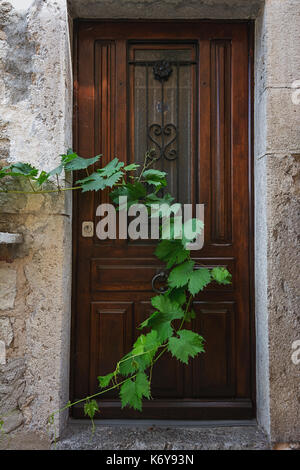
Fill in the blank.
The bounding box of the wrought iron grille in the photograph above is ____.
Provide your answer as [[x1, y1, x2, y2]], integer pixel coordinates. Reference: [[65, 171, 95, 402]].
[[129, 58, 196, 163], [129, 48, 197, 203]]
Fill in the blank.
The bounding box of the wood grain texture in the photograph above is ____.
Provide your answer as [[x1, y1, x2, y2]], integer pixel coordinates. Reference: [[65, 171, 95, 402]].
[[71, 21, 254, 420], [210, 40, 232, 244]]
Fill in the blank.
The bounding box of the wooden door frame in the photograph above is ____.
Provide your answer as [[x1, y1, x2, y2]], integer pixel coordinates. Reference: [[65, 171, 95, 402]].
[[70, 19, 256, 420]]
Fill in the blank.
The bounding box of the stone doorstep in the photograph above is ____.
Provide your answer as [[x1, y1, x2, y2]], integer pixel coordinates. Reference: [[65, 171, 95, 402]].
[[51, 422, 271, 450]]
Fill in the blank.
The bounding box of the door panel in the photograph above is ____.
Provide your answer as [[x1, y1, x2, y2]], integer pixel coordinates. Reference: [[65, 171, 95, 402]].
[[135, 301, 184, 398], [191, 302, 236, 397], [89, 302, 133, 395], [72, 21, 254, 420]]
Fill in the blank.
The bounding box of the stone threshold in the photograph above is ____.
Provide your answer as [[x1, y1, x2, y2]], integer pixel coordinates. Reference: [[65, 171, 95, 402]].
[[53, 420, 270, 450]]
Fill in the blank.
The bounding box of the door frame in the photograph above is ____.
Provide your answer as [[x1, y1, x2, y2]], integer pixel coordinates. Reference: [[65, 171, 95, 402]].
[[70, 19, 256, 420]]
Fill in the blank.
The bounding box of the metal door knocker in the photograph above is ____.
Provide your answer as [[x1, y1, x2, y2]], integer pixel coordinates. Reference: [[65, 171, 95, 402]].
[[152, 270, 169, 294]]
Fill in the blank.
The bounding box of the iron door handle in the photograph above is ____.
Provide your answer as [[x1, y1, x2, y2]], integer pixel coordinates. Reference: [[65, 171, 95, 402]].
[[152, 270, 169, 294]]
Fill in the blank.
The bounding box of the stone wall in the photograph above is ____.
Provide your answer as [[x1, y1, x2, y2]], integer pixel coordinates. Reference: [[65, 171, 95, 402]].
[[255, 0, 300, 443], [0, 0, 299, 445], [255, 0, 300, 442], [0, 0, 72, 437]]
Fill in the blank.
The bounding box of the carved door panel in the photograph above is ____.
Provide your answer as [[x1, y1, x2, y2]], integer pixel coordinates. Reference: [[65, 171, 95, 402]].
[[72, 22, 254, 419]]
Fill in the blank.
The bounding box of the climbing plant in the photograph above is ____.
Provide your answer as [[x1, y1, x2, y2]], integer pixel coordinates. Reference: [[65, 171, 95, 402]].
[[0, 149, 231, 427]]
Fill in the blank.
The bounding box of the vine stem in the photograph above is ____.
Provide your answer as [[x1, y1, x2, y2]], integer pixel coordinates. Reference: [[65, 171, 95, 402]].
[[178, 294, 193, 331], [48, 345, 165, 421], [137, 149, 157, 181], [48, 296, 193, 425], [28, 179, 36, 193], [49, 374, 139, 420]]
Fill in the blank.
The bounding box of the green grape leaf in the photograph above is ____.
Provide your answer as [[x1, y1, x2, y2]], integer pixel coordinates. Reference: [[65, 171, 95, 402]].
[[211, 267, 232, 285], [64, 155, 101, 171], [143, 169, 166, 179], [188, 268, 211, 295], [135, 371, 151, 399], [118, 352, 138, 376], [104, 172, 124, 188], [132, 330, 161, 371], [151, 319, 173, 342], [84, 399, 99, 419], [77, 170, 123, 192], [155, 239, 189, 269], [110, 181, 147, 208], [139, 311, 173, 342], [6, 162, 39, 178], [49, 164, 64, 177], [142, 169, 167, 188], [119, 330, 161, 376], [109, 185, 132, 206], [151, 294, 184, 321], [77, 158, 127, 192], [139, 312, 156, 330], [49, 151, 79, 176], [123, 163, 140, 171], [126, 182, 148, 199], [120, 372, 151, 411], [168, 260, 195, 289], [35, 170, 50, 186], [76, 172, 107, 191], [185, 308, 196, 322], [120, 378, 142, 411], [168, 288, 187, 306], [168, 329, 205, 364], [146, 192, 174, 206], [61, 151, 78, 164], [98, 158, 124, 177], [98, 372, 115, 389]]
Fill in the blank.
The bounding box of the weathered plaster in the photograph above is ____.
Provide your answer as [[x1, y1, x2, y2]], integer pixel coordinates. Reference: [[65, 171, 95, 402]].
[[0, 266, 17, 310], [0, 0, 72, 437]]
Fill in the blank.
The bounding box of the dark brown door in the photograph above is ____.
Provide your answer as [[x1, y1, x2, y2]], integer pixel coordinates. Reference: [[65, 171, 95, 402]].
[[72, 21, 255, 419]]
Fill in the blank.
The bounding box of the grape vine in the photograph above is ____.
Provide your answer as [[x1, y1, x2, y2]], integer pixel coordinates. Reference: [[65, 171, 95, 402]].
[[0, 149, 231, 430]]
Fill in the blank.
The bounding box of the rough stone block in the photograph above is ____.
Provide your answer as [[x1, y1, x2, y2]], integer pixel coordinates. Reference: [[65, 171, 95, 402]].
[[0, 266, 17, 310], [263, 0, 300, 87], [0, 340, 5, 365], [1, 409, 23, 434], [0, 358, 26, 414], [0, 317, 13, 346], [265, 89, 300, 153]]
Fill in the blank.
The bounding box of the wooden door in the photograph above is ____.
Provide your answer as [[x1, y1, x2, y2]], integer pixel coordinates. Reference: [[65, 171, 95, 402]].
[[71, 21, 255, 419]]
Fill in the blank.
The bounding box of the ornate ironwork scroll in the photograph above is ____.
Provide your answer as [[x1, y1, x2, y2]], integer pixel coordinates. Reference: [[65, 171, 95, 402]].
[[148, 123, 177, 160], [129, 56, 196, 166], [129, 51, 197, 202], [148, 60, 177, 160]]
